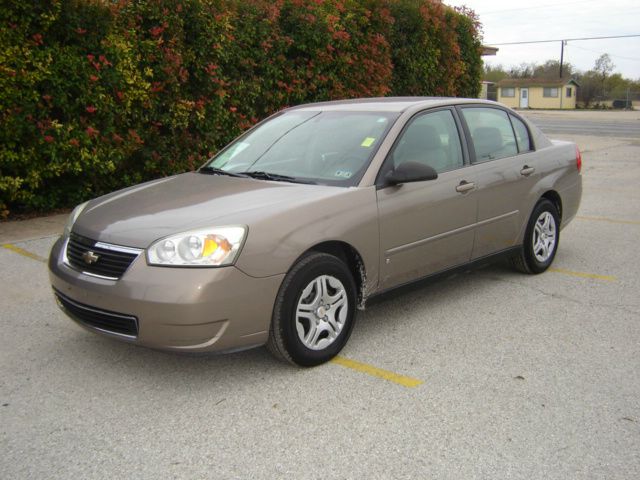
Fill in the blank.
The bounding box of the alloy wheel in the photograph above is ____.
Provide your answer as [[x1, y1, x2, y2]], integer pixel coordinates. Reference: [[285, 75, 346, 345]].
[[532, 211, 557, 263], [295, 275, 348, 351]]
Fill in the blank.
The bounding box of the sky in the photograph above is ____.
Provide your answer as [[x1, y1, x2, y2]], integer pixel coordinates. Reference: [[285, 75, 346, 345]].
[[445, 0, 640, 79]]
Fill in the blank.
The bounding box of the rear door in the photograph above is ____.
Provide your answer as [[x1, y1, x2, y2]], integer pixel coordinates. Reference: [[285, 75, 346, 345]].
[[458, 106, 538, 259], [376, 108, 477, 289]]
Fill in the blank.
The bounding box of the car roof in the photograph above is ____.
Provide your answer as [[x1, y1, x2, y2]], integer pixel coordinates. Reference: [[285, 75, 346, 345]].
[[289, 97, 498, 113]]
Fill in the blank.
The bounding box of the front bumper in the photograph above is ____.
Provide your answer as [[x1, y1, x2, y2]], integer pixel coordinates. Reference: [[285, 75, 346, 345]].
[[48, 236, 284, 352]]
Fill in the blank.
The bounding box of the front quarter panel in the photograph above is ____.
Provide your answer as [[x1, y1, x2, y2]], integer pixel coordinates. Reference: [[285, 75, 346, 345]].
[[234, 187, 380, 294]]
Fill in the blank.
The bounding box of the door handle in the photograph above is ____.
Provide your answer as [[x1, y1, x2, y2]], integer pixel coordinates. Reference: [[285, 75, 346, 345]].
[[455, 181, 475, 193], [520, 165, 535, 176]]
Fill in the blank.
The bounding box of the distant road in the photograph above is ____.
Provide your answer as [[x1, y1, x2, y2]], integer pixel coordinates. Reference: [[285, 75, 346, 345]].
[[522, 112, 640, 138]]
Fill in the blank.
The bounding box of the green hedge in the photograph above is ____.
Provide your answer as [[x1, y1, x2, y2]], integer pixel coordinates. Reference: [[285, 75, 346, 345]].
[[0, 0, 482, 217]]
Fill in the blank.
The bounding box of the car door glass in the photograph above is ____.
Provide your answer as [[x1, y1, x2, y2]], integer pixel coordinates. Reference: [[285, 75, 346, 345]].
[[509, 114, 532, 153], [392, 110, 463, 174], [461, 107, 518, 162]]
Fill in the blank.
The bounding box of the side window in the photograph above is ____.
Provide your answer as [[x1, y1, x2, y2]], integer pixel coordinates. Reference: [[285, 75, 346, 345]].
[[509, 114, 532, 153], [461, 107, 518, 163], [392, 110, 463, 174]]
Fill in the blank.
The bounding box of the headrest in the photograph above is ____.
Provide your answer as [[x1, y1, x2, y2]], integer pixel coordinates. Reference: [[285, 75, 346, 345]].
[[401, 125, 442, 156], [473, 127, 503, 159]]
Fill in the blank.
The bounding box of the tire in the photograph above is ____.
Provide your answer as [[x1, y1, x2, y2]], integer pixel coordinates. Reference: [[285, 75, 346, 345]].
[[511, 199, 560, 274], [267, 252, 357, 367]]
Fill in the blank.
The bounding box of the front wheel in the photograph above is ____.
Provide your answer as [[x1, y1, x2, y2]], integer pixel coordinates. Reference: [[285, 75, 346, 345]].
[[267, 252, 357, 367], [511, 199, 560, 274]]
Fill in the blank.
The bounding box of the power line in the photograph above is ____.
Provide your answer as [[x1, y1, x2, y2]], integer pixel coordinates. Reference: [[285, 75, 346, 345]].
[[478, 0, 598, 16], [568, 43, 640, 62], [477, 8, 640, 29], [489, 34, 640, 46]]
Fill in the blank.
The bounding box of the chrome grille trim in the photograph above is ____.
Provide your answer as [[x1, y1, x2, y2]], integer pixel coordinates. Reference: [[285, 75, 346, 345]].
[[63, 233, 143, 280], [94, 241, 144, 255]]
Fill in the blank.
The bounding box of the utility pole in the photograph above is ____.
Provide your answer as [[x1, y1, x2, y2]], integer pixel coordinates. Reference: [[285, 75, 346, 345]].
[[559, 40, 566, 78]]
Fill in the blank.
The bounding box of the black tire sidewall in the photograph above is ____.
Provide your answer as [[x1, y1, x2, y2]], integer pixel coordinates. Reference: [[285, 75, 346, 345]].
[[523, 199, 560, 273], [277, 254, 357, 367]]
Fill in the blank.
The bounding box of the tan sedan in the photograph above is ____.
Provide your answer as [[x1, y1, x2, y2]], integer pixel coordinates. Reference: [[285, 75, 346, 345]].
[[49, 98, 582, 366]]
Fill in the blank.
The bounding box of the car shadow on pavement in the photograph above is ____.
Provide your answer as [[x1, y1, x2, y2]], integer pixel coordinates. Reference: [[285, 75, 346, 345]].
[[51, 259, 518, 380], [53, 326, 302, 384]]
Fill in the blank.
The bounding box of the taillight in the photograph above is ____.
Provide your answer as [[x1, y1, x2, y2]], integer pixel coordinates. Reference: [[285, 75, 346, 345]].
[[576, 146, 582, 173]]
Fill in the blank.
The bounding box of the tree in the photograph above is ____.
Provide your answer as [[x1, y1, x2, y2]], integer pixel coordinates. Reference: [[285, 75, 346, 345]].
[[594, 54, 615, 79], [606, 73, 630, 99], [576, 72, 600, 107], [483, 64, 508, 82], [533, 60, 575, 80], [594, 53, 614, 95], [508, 62, 536, 78]]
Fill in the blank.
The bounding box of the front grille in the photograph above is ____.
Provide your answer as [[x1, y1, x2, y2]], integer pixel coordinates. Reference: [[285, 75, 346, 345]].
[[54, 289, 139, 337], [66, 233, 140, 280]]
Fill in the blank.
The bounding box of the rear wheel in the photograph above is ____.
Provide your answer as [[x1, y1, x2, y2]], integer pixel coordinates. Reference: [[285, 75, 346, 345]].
[[511, 199, 560, 274], [267, 252, 357, 367]]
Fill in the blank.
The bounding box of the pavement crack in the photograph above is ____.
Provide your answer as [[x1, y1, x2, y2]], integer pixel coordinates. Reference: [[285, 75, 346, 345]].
[[480, 274, 639, 315]]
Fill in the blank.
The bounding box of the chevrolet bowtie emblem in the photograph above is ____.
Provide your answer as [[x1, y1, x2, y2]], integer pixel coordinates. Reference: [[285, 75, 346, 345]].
[[82, 251, 100, 264]]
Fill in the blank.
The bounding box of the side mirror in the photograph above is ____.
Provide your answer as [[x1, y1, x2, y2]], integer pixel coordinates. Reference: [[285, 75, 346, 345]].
[[386, 162, 438, 186]]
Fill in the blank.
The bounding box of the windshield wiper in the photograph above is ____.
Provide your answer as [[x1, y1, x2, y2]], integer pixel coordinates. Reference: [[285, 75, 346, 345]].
[[199, 166, 248, 178], [241, 171, 316, 185]]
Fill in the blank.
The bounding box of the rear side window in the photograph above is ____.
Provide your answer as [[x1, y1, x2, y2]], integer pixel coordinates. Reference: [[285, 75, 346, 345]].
[[461, 107, 518, 163], [392, 109, 463, 174], [510, 114, 532, 153]]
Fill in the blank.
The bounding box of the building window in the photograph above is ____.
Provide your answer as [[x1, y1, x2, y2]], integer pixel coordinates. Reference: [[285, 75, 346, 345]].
[[501, 87, 515, 98], [566, 87, 572, 98], [543, 87, 559, 98]]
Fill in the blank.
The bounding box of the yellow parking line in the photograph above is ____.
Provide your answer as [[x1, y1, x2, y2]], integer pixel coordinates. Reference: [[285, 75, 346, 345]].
[[331, 355, 423, 388], [1, 243, 47, 263], [548, 267, 616, 282], [577, 215, 640, 226]]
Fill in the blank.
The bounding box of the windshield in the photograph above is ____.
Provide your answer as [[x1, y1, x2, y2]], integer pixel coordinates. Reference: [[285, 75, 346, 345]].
[[205, 110, 399, 186]]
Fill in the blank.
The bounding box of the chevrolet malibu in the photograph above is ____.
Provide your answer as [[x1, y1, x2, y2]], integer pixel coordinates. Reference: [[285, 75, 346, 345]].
[[49, 98, 582, 366]]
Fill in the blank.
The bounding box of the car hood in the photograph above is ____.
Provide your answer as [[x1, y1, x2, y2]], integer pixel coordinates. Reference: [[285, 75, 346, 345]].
[[73, 172, 345, 248]]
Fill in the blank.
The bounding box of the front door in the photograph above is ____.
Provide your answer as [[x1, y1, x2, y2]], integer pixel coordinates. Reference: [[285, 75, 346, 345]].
[[376, 109, 477, 289], [519, 88, 529, 108]]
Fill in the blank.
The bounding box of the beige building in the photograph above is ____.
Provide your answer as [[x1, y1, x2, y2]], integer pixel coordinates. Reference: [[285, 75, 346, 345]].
[[497, 78, 579, 109], [478, 80, 496, 100]]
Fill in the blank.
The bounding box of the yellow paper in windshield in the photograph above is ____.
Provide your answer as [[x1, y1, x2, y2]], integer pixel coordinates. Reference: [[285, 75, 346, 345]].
[[361, 137, 376, 147]]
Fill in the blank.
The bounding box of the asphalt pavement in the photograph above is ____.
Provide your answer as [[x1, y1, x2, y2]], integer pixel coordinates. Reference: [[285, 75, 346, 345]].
[[524, 109, 640, 137], [1, 110, 639, 479]]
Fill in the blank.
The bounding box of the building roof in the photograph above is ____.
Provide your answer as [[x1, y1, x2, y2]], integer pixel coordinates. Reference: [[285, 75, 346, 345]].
[[481, 45, 499, 56], [497, 78, 580, 88]]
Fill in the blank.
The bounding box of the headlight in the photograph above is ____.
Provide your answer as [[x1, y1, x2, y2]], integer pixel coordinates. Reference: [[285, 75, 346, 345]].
[[147, 226, 247, 267], [63, 201, 89, 237]]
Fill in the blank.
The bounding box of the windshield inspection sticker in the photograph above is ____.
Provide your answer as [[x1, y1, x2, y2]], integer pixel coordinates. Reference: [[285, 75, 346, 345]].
[[334, 170, 353, 178], [361, 137, 376, 147]]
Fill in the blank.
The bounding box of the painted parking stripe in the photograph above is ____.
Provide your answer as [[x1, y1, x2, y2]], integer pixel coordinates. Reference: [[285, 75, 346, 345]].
[[331, 355, 423, 388], [1, 243, 47, 263], [577, 215, 640, 226], [548, 267, 616, 282]]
